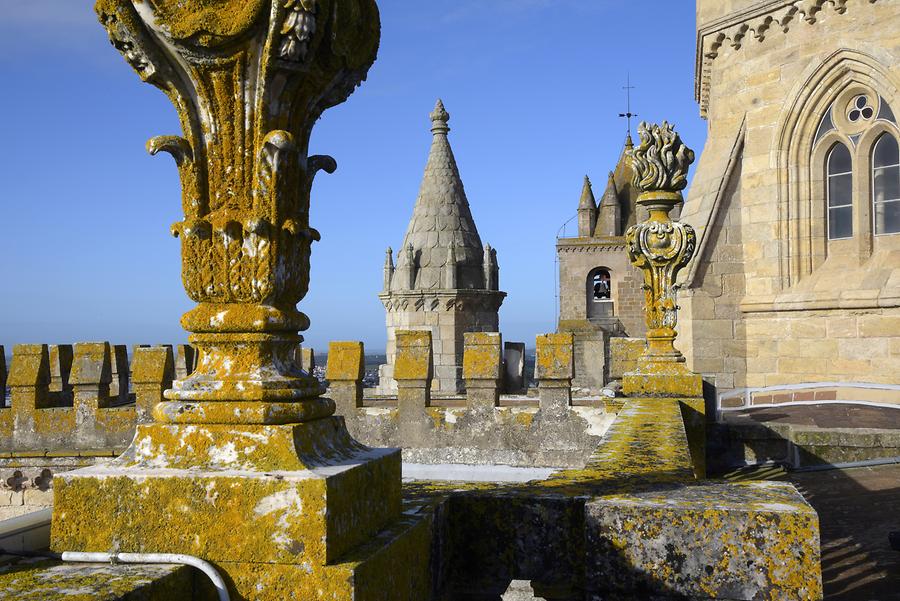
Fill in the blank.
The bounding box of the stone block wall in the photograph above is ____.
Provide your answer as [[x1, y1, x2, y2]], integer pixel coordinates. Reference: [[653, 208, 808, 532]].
[[556, 238, 648, 393], [556, 238, 645, 337], [683, 0, 900, 392], [377, 290, 501, 395]]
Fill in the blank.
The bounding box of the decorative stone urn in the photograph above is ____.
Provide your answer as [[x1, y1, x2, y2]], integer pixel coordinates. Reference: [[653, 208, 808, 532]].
[[622, 122, 703, 398], [50, 3, 430, 599]]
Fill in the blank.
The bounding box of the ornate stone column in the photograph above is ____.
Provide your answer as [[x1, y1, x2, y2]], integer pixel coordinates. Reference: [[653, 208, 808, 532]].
[[89, 0, 378, 422], [622, 122, 703, 398], [51, 3, 432, 599]]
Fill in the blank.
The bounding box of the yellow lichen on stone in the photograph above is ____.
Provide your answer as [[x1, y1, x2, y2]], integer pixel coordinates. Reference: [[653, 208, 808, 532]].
[[68, 342, 111, 387], [462, 332, 501, 380], [623, 360, 703, 398], [7, 344, 49, 390], [326, 341, 365, 381], [394, 330, 432, 381], [535, 333, 574, 380], [131, 346, 175, 385], [51, 412, 403, 588], [140, 0, 268, 44]]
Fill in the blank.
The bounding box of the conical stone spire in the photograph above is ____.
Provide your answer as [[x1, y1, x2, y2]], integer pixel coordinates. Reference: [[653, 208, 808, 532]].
[[577, 175, 597, 237], [578, 175, 596, 210], [393, 99, 485, 290], [595, 171, 622, 237]]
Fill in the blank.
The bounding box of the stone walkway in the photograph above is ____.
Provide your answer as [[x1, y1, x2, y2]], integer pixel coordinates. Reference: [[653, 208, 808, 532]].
[[787, 464, 900, 600]]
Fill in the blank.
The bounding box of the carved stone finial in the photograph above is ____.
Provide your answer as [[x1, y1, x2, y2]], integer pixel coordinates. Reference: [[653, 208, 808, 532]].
[[430, 99, 450, 134], [623, 121, 701, 397], [631, 121, 695, 196]]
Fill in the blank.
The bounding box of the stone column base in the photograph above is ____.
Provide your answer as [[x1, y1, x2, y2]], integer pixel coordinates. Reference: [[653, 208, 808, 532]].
[[50, 416, 410, 599], [623, 361, 703, 398]]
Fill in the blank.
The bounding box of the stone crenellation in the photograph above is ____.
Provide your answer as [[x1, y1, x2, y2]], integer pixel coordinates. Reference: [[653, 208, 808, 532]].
[[0, 342, 195, 519], [331, 330, 616, 467]]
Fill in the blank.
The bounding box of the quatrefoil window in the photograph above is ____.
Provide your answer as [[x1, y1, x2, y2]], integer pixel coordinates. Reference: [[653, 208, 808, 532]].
[[848, 95, 875, 123]]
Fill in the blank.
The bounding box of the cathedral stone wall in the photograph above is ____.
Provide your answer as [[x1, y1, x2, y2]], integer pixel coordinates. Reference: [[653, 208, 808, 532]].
[[683, 0, 900, 390]]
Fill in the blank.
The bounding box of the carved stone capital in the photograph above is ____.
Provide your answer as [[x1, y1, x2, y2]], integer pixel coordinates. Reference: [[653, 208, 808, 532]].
[[96, 0, 380, 416]]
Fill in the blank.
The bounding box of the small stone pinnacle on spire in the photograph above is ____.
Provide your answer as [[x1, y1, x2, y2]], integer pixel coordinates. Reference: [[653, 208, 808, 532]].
[[430, 99, 450, 135], [579, 175, 596, 209], [624, 132, 634, 150]]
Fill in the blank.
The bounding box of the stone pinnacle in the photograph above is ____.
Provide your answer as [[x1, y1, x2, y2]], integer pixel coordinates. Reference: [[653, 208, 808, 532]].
[[430, 98, 450, 134]]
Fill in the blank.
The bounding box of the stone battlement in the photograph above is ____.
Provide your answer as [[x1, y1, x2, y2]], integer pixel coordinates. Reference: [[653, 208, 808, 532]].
[[0, 343, 197, 454], [0, 343, 193, 519], [329, 331, 617, 467]]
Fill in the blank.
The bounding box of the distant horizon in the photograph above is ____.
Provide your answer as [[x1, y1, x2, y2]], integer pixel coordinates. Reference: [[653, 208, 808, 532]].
[[0, 1, 704, 350]]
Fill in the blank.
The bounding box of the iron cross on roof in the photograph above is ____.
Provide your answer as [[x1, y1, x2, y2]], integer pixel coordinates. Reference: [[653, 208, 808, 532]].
[[619, 75, 637, 137]]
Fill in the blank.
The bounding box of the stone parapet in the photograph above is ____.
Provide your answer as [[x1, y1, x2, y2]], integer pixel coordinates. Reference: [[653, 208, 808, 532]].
[[47, 344, 72, 394], [0, 343, 182, 454], [131, 346, 175, 424], [339, 333, 612, 468], [585, 480, 821, 599], [70, 342, 113, 407], [440, 398, 820, 599]]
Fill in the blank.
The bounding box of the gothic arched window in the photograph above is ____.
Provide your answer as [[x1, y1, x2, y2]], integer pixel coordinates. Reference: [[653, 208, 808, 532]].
[[873, 133, 900, 235], [826, 143, 853, 240]]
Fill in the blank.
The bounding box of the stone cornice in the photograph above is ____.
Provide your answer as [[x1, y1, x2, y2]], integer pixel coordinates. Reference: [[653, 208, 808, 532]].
[[557, 236, 627, 253], [378, 288, 506, 313], [694, 0, 880, 118]]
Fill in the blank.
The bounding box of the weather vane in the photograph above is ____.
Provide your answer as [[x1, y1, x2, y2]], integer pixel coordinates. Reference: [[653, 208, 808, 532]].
[[619, 74, 637, 138]]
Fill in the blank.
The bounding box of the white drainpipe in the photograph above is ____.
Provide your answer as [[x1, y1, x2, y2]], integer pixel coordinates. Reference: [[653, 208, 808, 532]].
[[61, 551, 229, 601]]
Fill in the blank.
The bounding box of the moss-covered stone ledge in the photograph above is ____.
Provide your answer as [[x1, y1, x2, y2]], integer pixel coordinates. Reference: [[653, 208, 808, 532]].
[[403, 398, 822, 600], [0, 559, 193, 600]]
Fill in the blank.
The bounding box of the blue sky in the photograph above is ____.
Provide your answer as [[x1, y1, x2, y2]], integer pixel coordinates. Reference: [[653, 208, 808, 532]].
[[0, 1, 705, 352]]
